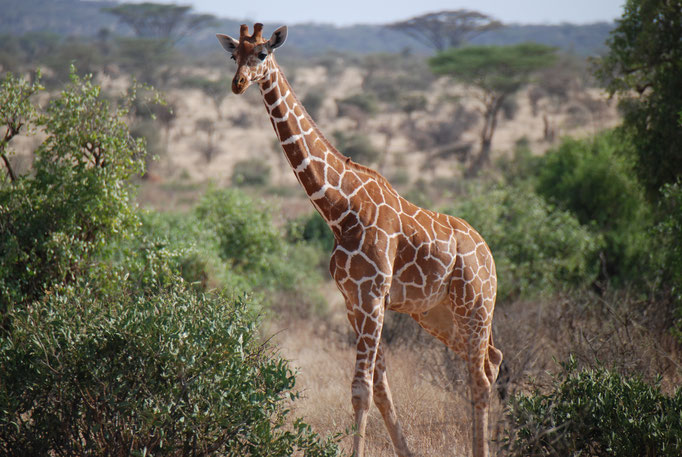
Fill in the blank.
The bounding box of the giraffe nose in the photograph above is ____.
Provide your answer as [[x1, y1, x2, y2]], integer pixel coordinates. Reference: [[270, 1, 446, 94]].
[[232, 74, 247, 94]]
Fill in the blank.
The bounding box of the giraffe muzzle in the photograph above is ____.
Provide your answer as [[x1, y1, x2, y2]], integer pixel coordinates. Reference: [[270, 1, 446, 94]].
[[232, 74, 248, 94]]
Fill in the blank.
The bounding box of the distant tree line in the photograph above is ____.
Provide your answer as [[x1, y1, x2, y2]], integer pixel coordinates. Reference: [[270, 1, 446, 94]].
[[0, 0, 613, 56]]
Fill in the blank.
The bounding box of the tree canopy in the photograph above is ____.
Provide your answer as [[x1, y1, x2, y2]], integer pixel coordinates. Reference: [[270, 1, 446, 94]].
[[387, 10, 502, 51], [430, 42, 558, 92], [596, 0, 682, 197], [429, 43, 557, 174], [103, 2, 215, 42]]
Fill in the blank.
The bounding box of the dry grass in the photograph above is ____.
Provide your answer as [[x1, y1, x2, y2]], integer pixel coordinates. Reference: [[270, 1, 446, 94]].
[[494, 292, 682, 395], [269, 317, 480, 456], [265, 283, 682, 457]]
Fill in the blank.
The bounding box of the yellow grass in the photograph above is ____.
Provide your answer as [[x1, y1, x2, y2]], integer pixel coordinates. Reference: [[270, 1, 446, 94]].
[[267, 292, 513, 457], [265, 283, 681, 456]]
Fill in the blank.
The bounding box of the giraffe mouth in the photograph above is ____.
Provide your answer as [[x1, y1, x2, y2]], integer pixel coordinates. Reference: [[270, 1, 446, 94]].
[[232, 81, 249, 95], [232, 84, 249, 95], [232, 74, 250, 94]]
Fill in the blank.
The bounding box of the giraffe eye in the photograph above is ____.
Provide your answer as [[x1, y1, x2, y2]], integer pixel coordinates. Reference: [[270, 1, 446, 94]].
[[230, 54, 236, 61], [257, 52, 267, 61]]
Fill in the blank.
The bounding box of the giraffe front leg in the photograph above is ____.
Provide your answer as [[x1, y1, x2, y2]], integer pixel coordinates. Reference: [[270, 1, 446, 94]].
[[373, 343, 413, 457], [350, 295, 385, 457]]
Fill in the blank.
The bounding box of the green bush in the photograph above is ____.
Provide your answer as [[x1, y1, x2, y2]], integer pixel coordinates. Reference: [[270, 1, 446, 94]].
[[231, 158, 272, 187], [0, 68, 337, 457], [93, 210, 225, 296], [444, 184, 600, 300], [96, 200, 326, 314], [288, 211, 335, 252], [194, 188, 326, 312], [506, 357, 682, 457], [534, 132, 653, 283], [0, 285, 339, 456], [196, 188, 284, 275], [0, 69, 146, 311]]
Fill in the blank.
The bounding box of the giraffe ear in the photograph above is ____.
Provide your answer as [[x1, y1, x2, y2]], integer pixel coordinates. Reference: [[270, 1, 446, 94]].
[[216, 33, 239, 54], [267, 26, 287, 50]]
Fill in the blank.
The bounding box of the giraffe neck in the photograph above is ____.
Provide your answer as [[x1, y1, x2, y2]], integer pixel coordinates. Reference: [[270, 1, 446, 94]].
[[258, 60, 357, 234]]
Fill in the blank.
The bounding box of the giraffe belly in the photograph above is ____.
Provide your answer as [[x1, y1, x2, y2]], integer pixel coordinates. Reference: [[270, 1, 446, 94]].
[[386, 242, 457, 315], [387, 275, 451, 313]]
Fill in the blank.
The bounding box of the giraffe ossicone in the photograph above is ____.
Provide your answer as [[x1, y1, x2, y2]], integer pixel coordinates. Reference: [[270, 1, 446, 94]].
[[216, 24, 503, 457]]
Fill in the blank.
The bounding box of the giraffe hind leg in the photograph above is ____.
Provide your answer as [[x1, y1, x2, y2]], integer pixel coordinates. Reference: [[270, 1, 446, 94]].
[[410, 298, 501, 457], [468, 328, 496, 457]]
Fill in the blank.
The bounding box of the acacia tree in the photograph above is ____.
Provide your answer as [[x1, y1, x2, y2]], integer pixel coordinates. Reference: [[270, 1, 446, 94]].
[[103, 2, 215, 42], [104, 2, 216, 85], [596, 0, 682, 198], [387, 10, 502, 51], [429, 43, 557, 175]]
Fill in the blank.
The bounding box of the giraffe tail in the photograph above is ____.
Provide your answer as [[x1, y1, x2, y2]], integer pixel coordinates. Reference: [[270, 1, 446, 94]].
[[486, 332, 508, 400], [495, 359, 510, 400]]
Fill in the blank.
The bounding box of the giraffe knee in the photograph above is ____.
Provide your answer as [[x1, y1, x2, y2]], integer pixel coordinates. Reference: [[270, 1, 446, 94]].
[[470, 364, 492, 406], [351, 378, 372, 412], [372, 383, 391, 413]]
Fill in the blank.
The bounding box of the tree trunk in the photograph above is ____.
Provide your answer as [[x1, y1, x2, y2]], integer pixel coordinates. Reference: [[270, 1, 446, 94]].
[[467, 137, 492, 177], [467, 95, 503, 177]]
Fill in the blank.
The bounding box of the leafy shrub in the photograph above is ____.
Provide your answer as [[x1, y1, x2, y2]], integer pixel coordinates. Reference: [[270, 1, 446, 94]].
[[288, 211, 335, 252], [0, 69, 146, 311], [92, 210, 225, 296], [194, 188, 326, 312], [0, 285, 339, 456], [196, 188, 284, 275], [0, 69, 337, 457], [534, 132, 652, 283], [444, 184, 600, 300], [232, 158, 272, 187], [506, 357, 682, 457]]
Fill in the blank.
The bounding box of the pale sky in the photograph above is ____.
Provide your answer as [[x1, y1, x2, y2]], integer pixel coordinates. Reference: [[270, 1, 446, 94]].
[[183, 0, 625, 26]]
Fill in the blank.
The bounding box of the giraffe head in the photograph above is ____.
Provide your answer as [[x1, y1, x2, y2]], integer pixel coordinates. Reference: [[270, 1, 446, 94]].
[[216, 23, 288, 94]]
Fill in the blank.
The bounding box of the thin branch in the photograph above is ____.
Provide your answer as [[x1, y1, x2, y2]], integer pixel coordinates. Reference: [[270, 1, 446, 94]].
[[1, 123, 22, 183], [1, 153, 16, 183]]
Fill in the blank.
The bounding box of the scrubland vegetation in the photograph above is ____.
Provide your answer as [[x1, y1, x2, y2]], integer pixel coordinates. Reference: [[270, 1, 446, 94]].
[[1, 0, 681, 456]]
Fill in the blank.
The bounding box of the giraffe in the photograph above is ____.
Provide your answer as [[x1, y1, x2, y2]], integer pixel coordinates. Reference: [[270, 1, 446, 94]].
[[216, 24, 503, 457]]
